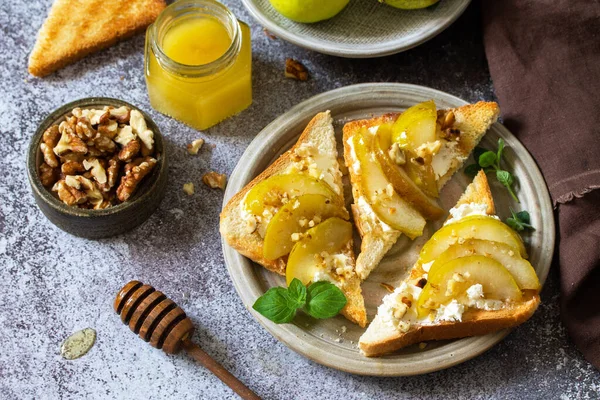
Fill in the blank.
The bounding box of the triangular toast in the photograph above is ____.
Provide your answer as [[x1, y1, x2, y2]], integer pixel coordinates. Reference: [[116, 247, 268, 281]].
[[358, 171, 540, 356], [220, 111, 367, 327], [28, 0, 166, 77], [343, 101, 500, 280]]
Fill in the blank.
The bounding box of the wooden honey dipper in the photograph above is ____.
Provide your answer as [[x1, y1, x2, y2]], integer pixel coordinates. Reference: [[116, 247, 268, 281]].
[[114, 280, 261, 400]]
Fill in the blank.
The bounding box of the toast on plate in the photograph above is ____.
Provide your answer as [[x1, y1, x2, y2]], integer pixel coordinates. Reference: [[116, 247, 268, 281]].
[[359, 171, 541, 357], [28, 0, 166, 77], [220, 111, 367, 327], [343, 101, 500, 280]]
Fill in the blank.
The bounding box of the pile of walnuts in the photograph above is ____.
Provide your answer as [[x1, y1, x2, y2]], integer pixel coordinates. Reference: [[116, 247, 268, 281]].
[[38, 106, 158, 209]]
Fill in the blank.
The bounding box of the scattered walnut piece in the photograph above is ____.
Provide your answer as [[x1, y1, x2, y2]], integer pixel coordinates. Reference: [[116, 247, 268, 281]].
[[263, 29, 277, 40], [187, 138, 205, 155], [109, 106, 131, 124], [285, 59, 309, 81], [202, 171, 227, 190], [182, 182, 195, 196]]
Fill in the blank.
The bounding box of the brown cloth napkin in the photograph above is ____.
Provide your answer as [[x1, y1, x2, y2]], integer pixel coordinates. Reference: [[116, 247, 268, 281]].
[[481, 1, 600, 369]]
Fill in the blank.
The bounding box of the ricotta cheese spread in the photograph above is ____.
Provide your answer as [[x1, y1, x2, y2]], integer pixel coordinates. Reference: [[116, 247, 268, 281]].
[[465, 283, 504, 311], [435, 299, 465, 322], [445, 202, 492, 225], [430, 141, 465, 180], [312, 269, 338, 285], [346, 137, 361, 174], [378, 282, 423, 328]]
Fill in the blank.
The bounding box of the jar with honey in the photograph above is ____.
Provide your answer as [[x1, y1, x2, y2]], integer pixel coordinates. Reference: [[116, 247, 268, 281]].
[[145, 0, 252, 130]]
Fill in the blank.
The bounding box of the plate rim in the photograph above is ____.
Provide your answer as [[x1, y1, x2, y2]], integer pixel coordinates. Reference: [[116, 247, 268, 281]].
[[221, 83, 555, 376], [240, 0, 472, 58]]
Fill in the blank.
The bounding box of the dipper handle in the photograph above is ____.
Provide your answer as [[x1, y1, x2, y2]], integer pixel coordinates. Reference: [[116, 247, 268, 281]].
[[114, 280, 261, 400]]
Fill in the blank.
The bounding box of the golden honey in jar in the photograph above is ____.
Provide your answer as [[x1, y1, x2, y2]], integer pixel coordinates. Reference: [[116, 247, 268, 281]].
[[145, 0, 252, 130]]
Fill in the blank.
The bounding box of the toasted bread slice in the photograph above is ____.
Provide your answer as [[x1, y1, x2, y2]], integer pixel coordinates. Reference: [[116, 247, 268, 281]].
[[220, 111, 366, 327], [359, 171, 540, 356], [344, 101, 500, 280], [28, 0, 166, 77]]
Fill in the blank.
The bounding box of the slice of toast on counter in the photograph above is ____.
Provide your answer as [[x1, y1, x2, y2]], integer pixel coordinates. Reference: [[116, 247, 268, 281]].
[[28, 0, 166, 77], [343, 101, 500, 280], [359, 171, 541, 356], [220, 111, 367, 327]]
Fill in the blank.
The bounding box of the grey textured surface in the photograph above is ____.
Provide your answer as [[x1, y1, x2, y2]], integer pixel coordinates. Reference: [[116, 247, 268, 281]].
[[0, 1, 598, 399]]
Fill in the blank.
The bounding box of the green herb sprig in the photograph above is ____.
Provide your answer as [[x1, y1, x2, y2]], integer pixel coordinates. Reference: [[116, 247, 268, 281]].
[[253, 278, 347, 324], [506, 208, 534, 232], [464, 138, 519, 203]]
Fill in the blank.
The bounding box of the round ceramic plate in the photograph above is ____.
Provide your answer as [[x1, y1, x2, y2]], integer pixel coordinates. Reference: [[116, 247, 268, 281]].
[[241, 0, 471, 57], [221, 83, 554, 376]]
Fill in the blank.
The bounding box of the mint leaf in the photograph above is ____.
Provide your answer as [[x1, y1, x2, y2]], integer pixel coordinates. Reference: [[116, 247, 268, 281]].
[[253, 287, 297, 323], [288, 278, 307, 308], [479, 151, 497, 168], [305, 282, 347, 319], [473, 146, 488, 163], [515, 210, 531, 224], [506, 208, 534, 232], [464, 163, 482, 178], [496, 170, 513, 186], [497, 138, 505, 162]]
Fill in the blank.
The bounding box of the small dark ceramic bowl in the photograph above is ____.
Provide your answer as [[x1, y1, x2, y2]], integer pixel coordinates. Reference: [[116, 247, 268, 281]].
[[27, 98, 168, 239]]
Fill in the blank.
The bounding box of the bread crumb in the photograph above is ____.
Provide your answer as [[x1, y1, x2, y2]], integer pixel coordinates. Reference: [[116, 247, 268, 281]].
[[419, 342, 428, 350]]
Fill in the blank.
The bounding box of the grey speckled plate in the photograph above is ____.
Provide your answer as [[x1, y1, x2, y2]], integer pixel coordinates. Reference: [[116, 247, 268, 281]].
[[241, 0, 471, 57], [221, 83, 554, 376]]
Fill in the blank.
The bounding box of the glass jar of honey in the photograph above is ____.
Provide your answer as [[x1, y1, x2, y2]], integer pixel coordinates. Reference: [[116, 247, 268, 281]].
[[144, 0, 252, 130]]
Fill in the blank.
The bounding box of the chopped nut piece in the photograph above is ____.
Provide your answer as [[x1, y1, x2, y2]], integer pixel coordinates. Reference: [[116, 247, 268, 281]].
[[245, 215, 258, 234], [182, 182, 195, 196], [115, 125, 135, 147], [39, 163, 59, 187], [202, 171, 227, 190], [53, 130, 87, 156], [401, 297, 412, 308], [393, 303, 408, 319], [117, 157, 157, 202], [285, 59, 309, 81], [83, 159, 107, 184], [98, 119, 118, 139], [106, 155, 121, 190], [397, 321, 411, 333], [41, 125, 61, 167], [187, 138, 205, 155], [388, 142, 406, 166], [416, 278, 428, 288], [53, 179, 88, 205], [138, 129, 154, 153], [118, 138, 141, 162], [75, 118, 97, 140], [109, 106, 131, 123], [61, 160, 85, 175], [80, 109, 110, 125]]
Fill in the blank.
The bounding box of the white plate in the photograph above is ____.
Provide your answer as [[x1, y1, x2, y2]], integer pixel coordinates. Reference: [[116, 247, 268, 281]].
[[221, 83, 555, 376], [241, 0, 471, 57]]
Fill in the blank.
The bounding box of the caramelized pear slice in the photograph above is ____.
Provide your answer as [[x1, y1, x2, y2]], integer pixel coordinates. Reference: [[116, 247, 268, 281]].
[[244, 173, 338, 216], [374, 124, 443, 218], [263, 194, 346, 260], [429, 239, 540, 290], [417, 255, 522, 317], [419, 216, 527, 264], [352, 129, 426, 238], [391, 100, 437, 150], [286, 217, 352, 286]]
